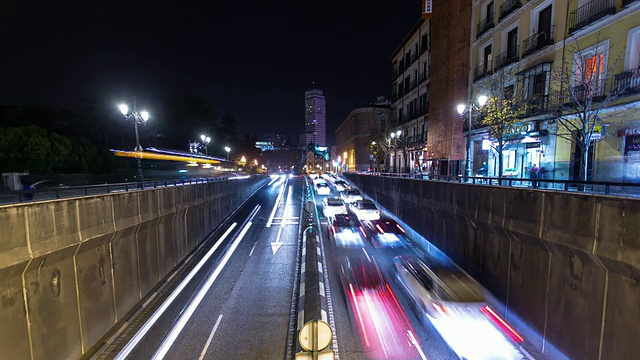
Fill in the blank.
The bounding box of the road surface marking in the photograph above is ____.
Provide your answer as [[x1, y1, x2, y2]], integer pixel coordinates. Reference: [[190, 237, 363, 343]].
[[362, 248, 371, 262], [266, 180, 287, 227], [198, 315, 223, 360], [408, 330, 428, 360], [249, 242, 257, 256]]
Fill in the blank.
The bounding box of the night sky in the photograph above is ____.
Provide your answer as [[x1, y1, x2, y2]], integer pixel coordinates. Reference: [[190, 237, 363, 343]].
[[1, 1, 420, 145]]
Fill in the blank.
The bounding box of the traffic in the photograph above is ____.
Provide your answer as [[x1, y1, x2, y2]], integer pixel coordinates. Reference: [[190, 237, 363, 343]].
[[311, 171, 528, 360]]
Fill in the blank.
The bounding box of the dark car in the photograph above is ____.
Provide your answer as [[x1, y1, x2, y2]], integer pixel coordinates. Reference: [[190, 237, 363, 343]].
[[329, 214, 365, 248], [363, 218, 407, 248]]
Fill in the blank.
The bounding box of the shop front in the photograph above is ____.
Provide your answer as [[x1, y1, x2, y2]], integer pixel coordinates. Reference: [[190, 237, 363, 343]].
[[486, 121, 550, 178], [618, 127, 640, 182]]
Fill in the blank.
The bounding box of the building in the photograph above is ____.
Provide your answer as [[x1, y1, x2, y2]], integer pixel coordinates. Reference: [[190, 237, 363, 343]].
[[335, 100, 390, 172], [256, 133, 304, 172], [390, 19, 431, 174], [304, 88, 327, 147], [469, 0, 640, 182]]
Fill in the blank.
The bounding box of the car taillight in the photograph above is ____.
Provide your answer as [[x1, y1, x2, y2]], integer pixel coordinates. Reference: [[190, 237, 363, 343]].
[[480, 305, 525, 344], [432, 302, 449, 316], [396, 224, 405, 233], [359, 226, 367, 237], [375, 224, 385, 233], [331, 225, 336, 234]]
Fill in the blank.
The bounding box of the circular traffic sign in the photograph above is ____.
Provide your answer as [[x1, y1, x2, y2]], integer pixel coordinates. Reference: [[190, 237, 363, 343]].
[[299, 320, 333, 352]]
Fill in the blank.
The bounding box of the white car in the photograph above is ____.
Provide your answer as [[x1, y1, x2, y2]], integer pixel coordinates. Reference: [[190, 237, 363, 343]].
[[322, 197, 348, 219], [315, 181, 331, 195], [333, 180, 348, 192], [349, 200, 380, 221], [340, 189, 363, 204]]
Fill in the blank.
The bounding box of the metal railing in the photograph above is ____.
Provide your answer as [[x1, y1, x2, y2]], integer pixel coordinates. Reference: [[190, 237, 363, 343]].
[[362, 172, 640, 199], [623, 0, 639, 7], [612, 68, 640, 96], [569, 0, 615, 33], [477, 12, 495, 38], [474, 61, 493, 81], [410, 78, 418, 90], [522, 26, 554, 57], [0, 176, 242, 205], [419, 70, 429, 83], [499, 0, 522, 21], [494, 45, 520, 70]]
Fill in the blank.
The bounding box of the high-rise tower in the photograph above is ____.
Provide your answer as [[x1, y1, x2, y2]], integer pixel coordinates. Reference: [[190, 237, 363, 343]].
[[304, 88, 326, 147]]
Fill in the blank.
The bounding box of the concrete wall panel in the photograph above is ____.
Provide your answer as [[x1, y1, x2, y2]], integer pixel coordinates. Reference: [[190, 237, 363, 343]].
[[136, 219, 159, 296], [504, 189, 542, 238], [139, 190, 160, 223], [174, 209, 189, 256], [0, 206, 30, 269], [78, 196, 115, 241], [25, 246, 82, 360], [157, 214, 176, 279], [0, 263, 30, 360], [75, 234, 116, 352], [112, 192, 140, 230], [110, 225, 140, 321], [478, 228, 511, 313], [598, 259, 640, 360], [542, 194, 596, 251], [27, 200, 80, 258], [597, 198, 640, 266], [545, 243, 605, 359]]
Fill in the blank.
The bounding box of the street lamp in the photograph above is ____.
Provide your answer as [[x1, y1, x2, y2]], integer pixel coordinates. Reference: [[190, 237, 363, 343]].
[[224, 146, 231, 161], [391, 130, 402, 173], [457, 95, 488, 178], [200, 134, 211, 155], [119, 97, 150, 183]]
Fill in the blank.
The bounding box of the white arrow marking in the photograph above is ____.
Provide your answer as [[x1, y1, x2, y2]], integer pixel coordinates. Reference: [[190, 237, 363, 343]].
[[271, 226, 284, 254]]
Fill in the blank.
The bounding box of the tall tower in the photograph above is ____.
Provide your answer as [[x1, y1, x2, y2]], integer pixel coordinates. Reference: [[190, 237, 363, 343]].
[[304, 87, 326, 147]]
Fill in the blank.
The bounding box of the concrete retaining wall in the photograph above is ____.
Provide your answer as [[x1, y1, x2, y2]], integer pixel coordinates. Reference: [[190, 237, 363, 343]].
[[344, 174, 640, 360], [0, 177, 266, 360]]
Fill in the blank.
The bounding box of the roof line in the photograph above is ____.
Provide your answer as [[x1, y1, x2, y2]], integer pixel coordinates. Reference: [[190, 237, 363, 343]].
[[390, 18, 425, 60]]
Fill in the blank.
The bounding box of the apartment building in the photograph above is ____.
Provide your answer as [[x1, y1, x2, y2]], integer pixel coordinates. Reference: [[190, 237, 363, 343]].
[[390, 19, 431, 173], [470, 0, 640, 181]]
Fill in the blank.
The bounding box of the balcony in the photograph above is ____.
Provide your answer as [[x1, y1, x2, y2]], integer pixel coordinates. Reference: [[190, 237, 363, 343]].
[[419, 103, 429, 116], [623, 0, 639, 7], [398, 87, 406, 98], [419, 71, 429, 83], [410, 52, 419, 64], [410, 78, 418, 90], [494, 45, 520, 70], [522, 26, 554, 58], [568, 0, 615, 34], [474, 61, 493, 81], [613, 68, 640, 96], [392, 68, 400, 79], [522, 94, 550, 117], [499, 0, 522, 21], [477, 12, 495, 38], [420, 41, 430, 54]]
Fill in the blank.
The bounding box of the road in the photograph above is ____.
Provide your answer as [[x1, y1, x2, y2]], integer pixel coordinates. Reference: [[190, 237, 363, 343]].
[[99, 173, 531, 360]]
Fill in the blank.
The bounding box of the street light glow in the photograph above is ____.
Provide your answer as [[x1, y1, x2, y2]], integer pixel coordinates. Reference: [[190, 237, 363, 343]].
[[478, 95, 489, 107], [140, 111, 150, 121], [457, 104, 466, 115], [391, 132, 395, 139], [119, 104, 129, 115], [201, 134, 206, 142], [225, 146, 231, 152], [396, 130, 402, 137], [371, 141, 376, 145], [205, 137, 211, 143]]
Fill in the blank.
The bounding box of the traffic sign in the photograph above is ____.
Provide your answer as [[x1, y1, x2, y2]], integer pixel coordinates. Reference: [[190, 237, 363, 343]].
[[299, 320, 332, 352]]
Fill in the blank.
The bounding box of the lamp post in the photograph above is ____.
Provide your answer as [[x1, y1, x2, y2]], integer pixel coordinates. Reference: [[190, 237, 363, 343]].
[[119, 97, 150, 183], [390, 130, 402, 173], [200, 134, 211, 155], [224, 146, 231, 161], [457, 95, 488, 178]]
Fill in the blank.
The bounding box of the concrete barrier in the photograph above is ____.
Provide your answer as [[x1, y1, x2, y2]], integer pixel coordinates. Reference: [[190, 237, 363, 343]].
[[0, 176, 267, 360], [344, 173, 640, 360]]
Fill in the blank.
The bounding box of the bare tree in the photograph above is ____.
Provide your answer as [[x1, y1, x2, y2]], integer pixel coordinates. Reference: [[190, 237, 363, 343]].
[[474, 69, 522, 178], [551, 35, 625, 182]]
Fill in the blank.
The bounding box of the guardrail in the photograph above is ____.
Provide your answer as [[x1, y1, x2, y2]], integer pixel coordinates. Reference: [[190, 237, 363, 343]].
[[361, 172, 640, 198], [0, 176, 241, 205]]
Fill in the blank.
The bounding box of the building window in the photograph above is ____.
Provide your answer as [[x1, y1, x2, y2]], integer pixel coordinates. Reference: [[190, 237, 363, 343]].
[[574, 40, 609, 100], [625, 26, 640, 70], [504, 84, 515, 99]]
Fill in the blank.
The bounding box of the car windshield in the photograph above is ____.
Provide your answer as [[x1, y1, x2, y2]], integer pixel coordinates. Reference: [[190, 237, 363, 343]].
[[333, 214, 353, 227], [327, 198, 343, 206], [359, 201, 377, 210], [345, 190, 360, 196], [375, 220, 403, 233], [335, 181, 346, 185], [316, 183, 328, 188]]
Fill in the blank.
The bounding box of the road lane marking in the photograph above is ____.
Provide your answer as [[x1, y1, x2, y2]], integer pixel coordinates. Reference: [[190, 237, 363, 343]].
[[249, 242, 257, 256], [408, 330, 428, 360], [266, 180, 287, 227], [115, 223, 238, 360], [151, 206, 259, 360], [198, 315, 223, 360], [362, 248, 371, 262]]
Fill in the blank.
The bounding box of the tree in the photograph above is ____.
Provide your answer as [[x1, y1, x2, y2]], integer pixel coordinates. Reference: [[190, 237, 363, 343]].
[[551, 35, 625, 182], [474, 69, 522, 178]]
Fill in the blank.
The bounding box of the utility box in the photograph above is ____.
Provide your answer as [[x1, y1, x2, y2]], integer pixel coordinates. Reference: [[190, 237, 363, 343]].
[[1, 172, 29, 191]]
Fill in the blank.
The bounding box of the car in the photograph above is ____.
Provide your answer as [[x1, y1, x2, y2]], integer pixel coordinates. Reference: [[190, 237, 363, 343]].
[[333, 180, 348, 192], [314, 181, 331, 195], [308, 171, 319, 180], [339, 257, 422, 358], [340, 188, 363, 204], [329, 214, 365, 248], [363, 219, 407, 248], [393, 255, 525, 359], [349, 199, 380, 221], [322, 197, 348, 219]]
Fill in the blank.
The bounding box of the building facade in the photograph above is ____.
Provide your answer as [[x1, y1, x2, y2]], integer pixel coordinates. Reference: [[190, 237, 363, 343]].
[[390, 19, 432, 174], [469, 0, 640, 182], [335, 105, 390, 172], [304, 88, 327, 147]]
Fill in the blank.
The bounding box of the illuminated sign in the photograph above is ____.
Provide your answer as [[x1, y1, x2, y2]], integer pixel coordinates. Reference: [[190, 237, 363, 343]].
[[422, 0, 432, 19]]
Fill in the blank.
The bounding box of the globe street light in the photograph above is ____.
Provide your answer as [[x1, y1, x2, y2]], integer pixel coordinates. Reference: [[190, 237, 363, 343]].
[[119, 97, 150, 183], [457, 94, 488, 178], [200, 134, 211, 155], [224, 146, 231, 161], [391, 130, 402, 173]]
